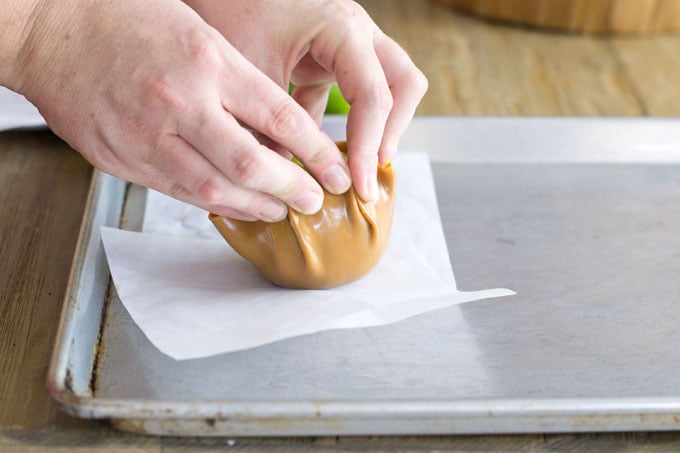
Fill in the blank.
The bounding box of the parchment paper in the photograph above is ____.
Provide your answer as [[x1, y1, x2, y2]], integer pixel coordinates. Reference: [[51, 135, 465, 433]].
[[101, 152, 515, 360]]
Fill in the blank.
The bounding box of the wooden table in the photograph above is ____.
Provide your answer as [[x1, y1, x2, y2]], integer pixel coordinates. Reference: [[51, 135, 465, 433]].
[[2, 0, 680, 450]]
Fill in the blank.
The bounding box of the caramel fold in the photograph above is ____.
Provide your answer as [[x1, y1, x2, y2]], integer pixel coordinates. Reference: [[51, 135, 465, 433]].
[[209, 142, 396, 289]]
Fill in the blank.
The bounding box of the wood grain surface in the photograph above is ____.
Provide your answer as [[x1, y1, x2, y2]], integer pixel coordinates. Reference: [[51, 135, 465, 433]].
[[437, 0, 680, 34], [363, 0, 680, 116], [2, 0, 680, 451]]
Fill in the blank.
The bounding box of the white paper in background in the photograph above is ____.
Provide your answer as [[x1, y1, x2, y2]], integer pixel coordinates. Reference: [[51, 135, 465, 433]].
[[101, 152, 515, 360], [0, 86, 47, 131]]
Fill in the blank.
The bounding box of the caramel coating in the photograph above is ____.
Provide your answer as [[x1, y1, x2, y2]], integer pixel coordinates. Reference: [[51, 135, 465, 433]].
[[209, 142, 396, 289]]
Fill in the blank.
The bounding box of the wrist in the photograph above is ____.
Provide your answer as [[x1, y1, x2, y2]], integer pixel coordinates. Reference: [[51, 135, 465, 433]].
[[1, 0, 90, 103], [0, 0, 45, 91]]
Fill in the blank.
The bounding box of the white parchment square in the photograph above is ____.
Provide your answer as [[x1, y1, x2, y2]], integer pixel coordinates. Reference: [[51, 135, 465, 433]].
[[101, 152, 514, 360]]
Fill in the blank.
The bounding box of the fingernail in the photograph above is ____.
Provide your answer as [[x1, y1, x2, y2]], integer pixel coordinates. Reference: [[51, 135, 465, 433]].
[[260, 200, 288, 222], [292, 191, 323, 214], [323, 164, 351, 194], [363, 173, 379, 203]]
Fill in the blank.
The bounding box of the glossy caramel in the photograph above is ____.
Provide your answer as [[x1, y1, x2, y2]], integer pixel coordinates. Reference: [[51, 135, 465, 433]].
[[209, 142, 396, 289]]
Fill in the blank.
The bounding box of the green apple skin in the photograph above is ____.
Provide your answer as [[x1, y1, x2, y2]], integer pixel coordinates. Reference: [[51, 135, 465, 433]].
[[325, 84, 350, 114]]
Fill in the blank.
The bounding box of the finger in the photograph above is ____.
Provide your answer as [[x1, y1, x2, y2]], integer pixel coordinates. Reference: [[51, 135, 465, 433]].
[[262, 82, 333, 161], [291, 83, 332, 126], [374, 33, 428, 164], [145, 133, 289, 222], [169, 185, 259, 222], [223, 59, 351, 196], [311, 30, 393, 202], [179, 106, 325, 215]]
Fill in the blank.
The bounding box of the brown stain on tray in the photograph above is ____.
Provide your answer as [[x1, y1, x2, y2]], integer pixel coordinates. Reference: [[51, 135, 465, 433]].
[[88, 280, 113, 396], [88, 182, 135, 397]]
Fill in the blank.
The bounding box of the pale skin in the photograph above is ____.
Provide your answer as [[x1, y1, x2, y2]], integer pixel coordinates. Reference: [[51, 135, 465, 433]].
[[1, 0, 427, 222]]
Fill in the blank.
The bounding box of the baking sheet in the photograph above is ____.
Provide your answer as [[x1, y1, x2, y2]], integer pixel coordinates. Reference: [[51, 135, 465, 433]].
[[47, 117, 680, 435]]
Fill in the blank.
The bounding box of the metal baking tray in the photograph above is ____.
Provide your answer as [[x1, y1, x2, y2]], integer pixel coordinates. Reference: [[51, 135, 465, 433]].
[[47, 117, 680, 436]]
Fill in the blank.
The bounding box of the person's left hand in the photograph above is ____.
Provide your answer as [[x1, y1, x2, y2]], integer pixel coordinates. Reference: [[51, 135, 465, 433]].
[[184, 0, 427, 202]]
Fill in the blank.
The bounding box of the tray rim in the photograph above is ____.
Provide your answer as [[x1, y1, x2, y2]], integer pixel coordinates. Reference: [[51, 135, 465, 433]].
[[46, 169, 122, 405]]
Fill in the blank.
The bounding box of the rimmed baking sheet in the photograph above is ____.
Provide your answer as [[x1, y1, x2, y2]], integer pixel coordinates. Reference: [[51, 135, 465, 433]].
[[47, 117, 680, 435]]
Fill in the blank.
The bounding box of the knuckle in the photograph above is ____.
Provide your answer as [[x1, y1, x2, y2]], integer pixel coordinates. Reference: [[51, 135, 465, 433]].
[[187, 35, 223, 71], [167, 181, 191, 200], [279, 176, 298, 199], [300, 146, 329, 168], [266, 100, 301, 138], [268, 169, 300, 201], [188, 108, 212, 142], [242, 192, 265, 216], [230, 151, 264, 187], [147, 76, 187, 112], [195, 176, 224, 205], [412, 68, 429, 97]]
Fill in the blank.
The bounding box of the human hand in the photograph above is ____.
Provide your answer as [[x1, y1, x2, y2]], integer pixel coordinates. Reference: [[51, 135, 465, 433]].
[[184, 0, 428, 201], [7, 0, 354, 221]]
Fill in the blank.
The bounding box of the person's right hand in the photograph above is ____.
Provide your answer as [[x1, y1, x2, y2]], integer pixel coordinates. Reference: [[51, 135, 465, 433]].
[[184, 0, 428, 204], [6, 0, 353, 221]]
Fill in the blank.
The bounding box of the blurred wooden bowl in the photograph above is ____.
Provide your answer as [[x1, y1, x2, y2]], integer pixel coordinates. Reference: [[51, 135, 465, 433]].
[[438, 0, 680, 34]]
